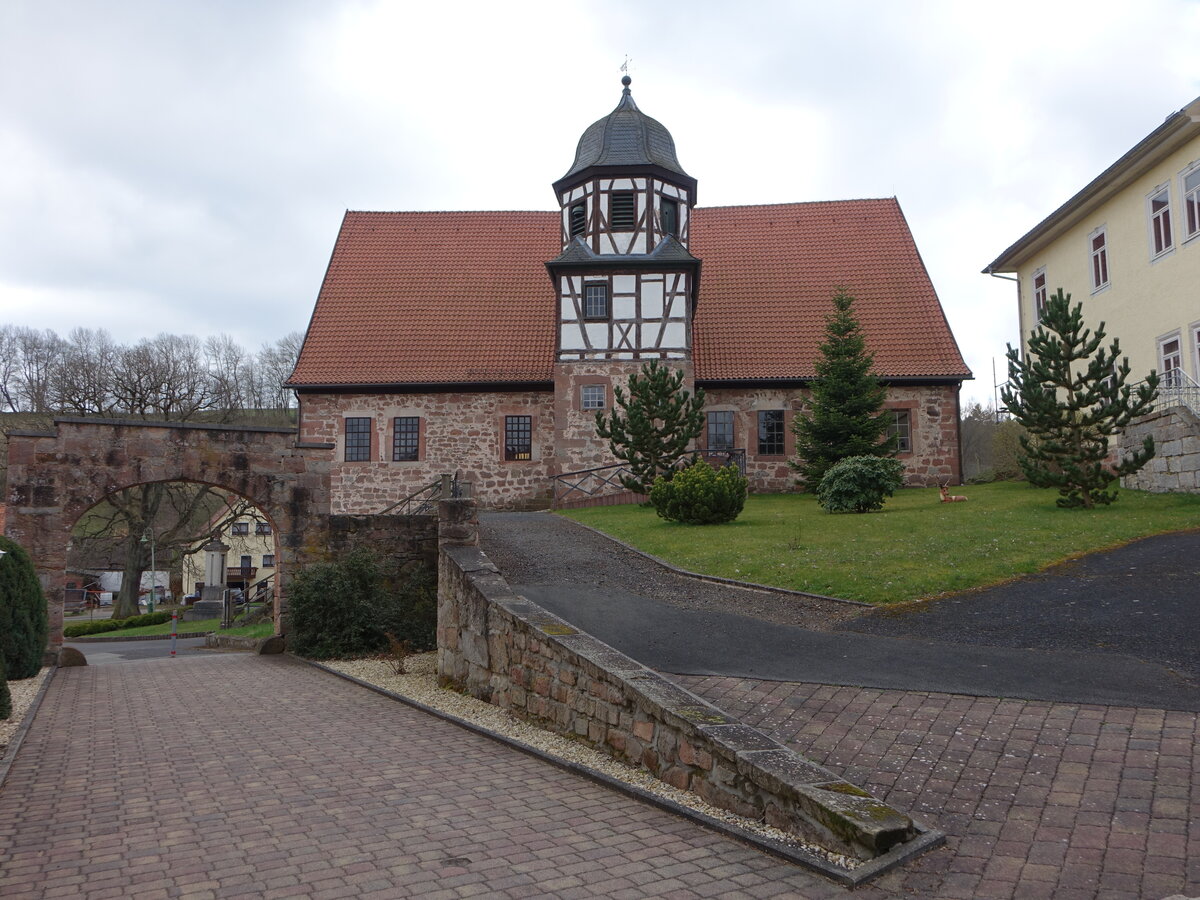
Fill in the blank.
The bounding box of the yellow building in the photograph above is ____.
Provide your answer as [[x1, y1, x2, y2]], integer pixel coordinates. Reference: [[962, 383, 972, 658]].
[[181, 514, 276, 600], [986, 96, 1200, 398]]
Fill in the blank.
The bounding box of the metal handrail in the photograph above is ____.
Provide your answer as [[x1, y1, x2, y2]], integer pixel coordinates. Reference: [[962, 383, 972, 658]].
[[377, 473, 472, 516], [551, 449, 747, 504], [1140, 370, 1200, 416]]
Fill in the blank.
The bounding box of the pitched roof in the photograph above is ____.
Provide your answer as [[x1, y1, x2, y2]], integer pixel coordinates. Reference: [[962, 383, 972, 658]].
[[288, 200, 970, 388], [986, 95, 1200, 273], [289, 211, 559, 386], [692, 200, 969, 381]]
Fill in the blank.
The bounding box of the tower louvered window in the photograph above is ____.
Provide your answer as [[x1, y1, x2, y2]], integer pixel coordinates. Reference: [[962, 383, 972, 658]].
[[569, 202, 586, 237], [610, 193, 636, 230]]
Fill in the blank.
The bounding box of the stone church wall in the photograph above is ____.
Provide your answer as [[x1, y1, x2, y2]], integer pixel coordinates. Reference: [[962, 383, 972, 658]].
[[701, 383, 962, 490], [299, 390, 557, 512]]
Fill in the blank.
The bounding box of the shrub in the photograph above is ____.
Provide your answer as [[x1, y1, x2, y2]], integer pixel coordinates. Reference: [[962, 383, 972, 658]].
[[816, 456, 905, 513], [0, 536, 48, 680], [287, 550, 436, 659], [650, 459, 748, 525], [0, 650, 11, 721], [62, 610, 173, 638]]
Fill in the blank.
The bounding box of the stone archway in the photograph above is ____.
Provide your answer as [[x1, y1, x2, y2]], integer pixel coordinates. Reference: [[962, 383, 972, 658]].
[[4, 416, 335, 655]]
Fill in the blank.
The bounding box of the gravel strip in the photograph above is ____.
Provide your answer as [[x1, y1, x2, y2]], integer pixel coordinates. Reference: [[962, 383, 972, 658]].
[[324, 653, 862, 871], [0, 668, 52, 757], [479, 511, 866, 630]]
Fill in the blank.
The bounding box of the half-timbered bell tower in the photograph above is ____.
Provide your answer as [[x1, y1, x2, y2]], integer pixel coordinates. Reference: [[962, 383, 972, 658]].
[[546, 75, 703, 475]]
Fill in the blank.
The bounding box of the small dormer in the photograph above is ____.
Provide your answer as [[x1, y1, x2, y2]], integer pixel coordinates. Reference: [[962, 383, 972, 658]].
[[553, 76, 697, 256]]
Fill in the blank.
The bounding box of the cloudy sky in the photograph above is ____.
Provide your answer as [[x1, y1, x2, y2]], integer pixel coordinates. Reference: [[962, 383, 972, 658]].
[[3, 0, 1200, 406]]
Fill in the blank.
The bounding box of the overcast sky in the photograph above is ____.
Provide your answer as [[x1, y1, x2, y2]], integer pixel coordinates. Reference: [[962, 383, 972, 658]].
[[3, 0, 1199, 407]]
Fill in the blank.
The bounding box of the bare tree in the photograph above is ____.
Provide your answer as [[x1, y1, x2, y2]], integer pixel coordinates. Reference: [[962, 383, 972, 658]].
[[112, 334, 216, 421], [75, 483, 253, 619], [51, 328, 120, 416], [10, 327, 63, 413], [255, 331, 303, 411]]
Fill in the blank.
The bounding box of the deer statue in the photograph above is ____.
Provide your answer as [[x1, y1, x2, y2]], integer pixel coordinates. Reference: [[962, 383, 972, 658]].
[[939, 483, 968, 503]]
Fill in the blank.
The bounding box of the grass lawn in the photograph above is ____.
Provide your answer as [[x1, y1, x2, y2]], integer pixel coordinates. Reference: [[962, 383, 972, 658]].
[[560, 482, 1200, 605]]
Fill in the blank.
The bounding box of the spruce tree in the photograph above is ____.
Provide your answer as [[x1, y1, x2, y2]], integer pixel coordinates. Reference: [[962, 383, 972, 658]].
[[0, 536, 49, 680], [1000, 288, 1158, 508], [790, 290, 897, 489], [594, 361, 706, 495]]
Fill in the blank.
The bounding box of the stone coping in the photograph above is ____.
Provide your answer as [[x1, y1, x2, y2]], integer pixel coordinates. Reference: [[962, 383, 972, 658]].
[[66, 632, 211, 643], [306, 658, 943, 887], [441, 543, 941, 867]]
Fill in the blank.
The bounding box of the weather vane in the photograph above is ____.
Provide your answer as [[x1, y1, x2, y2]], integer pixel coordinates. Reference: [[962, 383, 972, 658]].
[[621, 56, 632, 75]]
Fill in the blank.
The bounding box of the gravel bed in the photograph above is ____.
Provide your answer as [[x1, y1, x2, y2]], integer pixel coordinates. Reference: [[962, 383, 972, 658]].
[[479, 511, 865, 630], [0, 667, 52, 757], [324, 653, 861, 871]]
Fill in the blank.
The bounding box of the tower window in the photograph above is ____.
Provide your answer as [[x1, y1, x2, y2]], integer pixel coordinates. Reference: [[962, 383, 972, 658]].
[[584, 283, 608, 319], [569, 202, 586, 237], [392, 416, 420, 461], [707, 411, 734, 450], [345, 417, 371, 461], [610, 192, 636, 230], [581, 385, 605, 410], [661, 198, 679, 237], [757, 410, 785, 456]]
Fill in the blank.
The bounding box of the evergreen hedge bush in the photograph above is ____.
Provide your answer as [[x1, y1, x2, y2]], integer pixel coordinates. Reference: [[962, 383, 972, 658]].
[[650, 459, 748, 525], [287, 550, 436, 659], [0, 536, 48, 679], [62, 610, 173, 638], [0, 650, 11, 721], [816, 456, 905, 513]]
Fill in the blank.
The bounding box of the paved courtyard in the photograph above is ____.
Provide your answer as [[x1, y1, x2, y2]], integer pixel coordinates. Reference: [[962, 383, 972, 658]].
[[1, 650, 1197, 898]]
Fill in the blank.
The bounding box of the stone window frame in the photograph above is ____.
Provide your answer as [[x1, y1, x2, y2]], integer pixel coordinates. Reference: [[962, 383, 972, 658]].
[[705, 409, 736, 451], [391, 415, 423, 462], [885, 406, 915, 455], [580, 384, 606, 411], [503, 414, 534, 462], [756, 409, 787, 457], [344, 416, 372, 462]]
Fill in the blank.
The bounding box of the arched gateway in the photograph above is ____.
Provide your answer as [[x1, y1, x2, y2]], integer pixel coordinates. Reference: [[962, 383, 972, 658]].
[[4, 417, 336, 656]]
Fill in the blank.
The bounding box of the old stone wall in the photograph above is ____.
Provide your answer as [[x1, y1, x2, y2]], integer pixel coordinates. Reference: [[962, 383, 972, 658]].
[[299, 390, 556, 512], [1120, 405, 1200, 493], [436, 503, 916, 860], [4, 417, 335, 655], [324, 514, 439, 573], [702, 383, 962, 489]]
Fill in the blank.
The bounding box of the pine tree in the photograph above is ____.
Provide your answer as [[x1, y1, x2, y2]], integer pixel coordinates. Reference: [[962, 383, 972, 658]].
[[1000, 288, 1158, 509], [790, 290, 897, 489], [594, 361, 706, 495]]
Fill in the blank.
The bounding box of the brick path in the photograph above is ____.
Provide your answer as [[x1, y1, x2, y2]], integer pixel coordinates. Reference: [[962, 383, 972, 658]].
[[0, 655, 876, 899], [679, 675, 1200, 900], [3, 654, 1197, 898]]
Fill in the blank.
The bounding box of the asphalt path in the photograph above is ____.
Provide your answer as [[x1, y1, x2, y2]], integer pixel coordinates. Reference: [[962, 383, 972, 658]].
[[481, 513, 1200, 711], [64, 636, 211, 664]]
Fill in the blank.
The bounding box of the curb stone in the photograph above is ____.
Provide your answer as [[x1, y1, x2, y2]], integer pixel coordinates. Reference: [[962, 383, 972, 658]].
[[0, 667, 57, 792], [302, 656, 943, 887]]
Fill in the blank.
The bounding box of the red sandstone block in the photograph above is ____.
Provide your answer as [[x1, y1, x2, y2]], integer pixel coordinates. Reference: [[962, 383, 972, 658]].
[[633, 719, 655, 742]]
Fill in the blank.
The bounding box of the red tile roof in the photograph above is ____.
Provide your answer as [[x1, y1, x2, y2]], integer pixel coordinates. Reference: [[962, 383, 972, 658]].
[[692, 199, 970, 381], [289, 201, 969, 387]]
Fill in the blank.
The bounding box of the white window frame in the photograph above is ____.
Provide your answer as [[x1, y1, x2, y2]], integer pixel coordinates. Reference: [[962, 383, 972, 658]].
[[1192, 322, 1200, 385], [580, 384, 605, 411], [1159, 331, 1183, 388], [1182, 161, 1200, 243], [1089, 226, 1110, 293], [1031, 267, 1048, 324], [1148, 183, 1174, 259]]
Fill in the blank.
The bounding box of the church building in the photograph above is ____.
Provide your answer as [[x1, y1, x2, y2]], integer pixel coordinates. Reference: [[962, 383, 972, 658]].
[[288, 77, 971, 511]]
